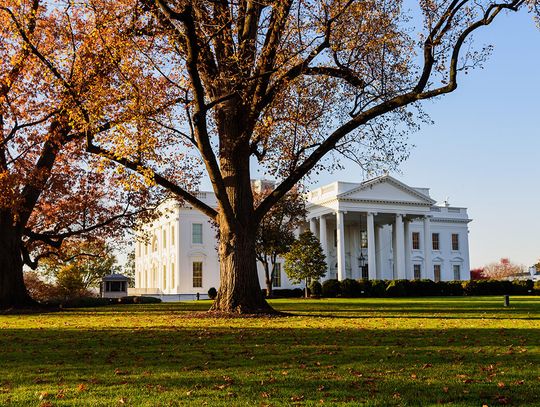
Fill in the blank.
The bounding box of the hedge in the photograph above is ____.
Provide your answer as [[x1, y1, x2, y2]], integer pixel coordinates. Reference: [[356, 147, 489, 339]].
[[311, 279, 538, 298], [322, 279, 341, 298], [262, 288, 304, 298]]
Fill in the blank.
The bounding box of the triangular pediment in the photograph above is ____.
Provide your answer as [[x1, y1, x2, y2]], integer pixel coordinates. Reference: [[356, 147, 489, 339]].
[[338, 176, 436, 205]]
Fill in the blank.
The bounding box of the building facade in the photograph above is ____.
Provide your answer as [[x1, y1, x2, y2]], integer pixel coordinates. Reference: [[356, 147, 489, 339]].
[[131, 176, 471, 299]]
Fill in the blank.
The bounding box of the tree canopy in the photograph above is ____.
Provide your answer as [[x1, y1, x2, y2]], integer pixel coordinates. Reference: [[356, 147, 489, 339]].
[[284, 231, 327, 292]]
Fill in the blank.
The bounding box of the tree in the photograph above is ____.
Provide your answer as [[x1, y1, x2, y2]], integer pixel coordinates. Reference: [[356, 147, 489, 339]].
[[40, 239, 119, 293], [470, 268, 487, 280], [0, 1, 189, 308], [255, 187, 306, 297], [124, 251, 136, 288], [482, 258, 525, 280], [14, 0, 539, 313], [284, 231, 327, 298]]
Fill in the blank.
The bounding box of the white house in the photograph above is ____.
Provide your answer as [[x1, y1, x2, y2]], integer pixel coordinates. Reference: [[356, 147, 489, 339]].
[[131, 175, 471, 300]]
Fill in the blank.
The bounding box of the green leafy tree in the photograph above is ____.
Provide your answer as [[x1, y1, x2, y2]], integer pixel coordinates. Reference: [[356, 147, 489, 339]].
[[284, 231, 327, 298], [255, 188, 306, 297], [40, 239, 119, 294]]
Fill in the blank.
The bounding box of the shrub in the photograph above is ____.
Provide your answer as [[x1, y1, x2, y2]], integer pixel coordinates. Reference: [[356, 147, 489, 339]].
[[115, 296, 161, 304], [340, 279, 361, 297], [436, 281, 464, 296], [386, 280, 408, 297], [356, 279, 372, 297], [24, 272, 63, 303], [271, 288, 304, 298], [133, 296, 162, 304], [322, 279, 341, 298], [407, 279, 437, 296], [370, 280, 387, 297], [462, 280, 513, 295], [534, 281, 540, 294], [309, 281, 322, 297], [208, 287, 218, 300], [511, 280, 534, 294]]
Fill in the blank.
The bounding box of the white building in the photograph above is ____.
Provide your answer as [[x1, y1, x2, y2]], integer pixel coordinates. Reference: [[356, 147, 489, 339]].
[[131, 175, 471, 300]]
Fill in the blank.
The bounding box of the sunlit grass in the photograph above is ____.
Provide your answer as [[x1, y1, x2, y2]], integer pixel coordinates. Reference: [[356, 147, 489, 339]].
[[1, 297, 539, 406]]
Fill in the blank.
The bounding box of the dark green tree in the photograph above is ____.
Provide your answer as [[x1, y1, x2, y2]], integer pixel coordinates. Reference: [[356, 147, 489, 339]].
[[255, 188, 306, 297], [284, 231, 327, 298]]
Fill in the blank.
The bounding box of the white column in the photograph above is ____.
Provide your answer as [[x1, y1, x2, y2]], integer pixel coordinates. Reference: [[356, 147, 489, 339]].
[[336, 211, 346, 281], [367, 212, 377, 280], [395, 214, 406, 279], [351, 225, 359, 279], [375, 225, 383, 279], [392, 223, 397, 279], [309, 218, 317, 236], [404, 219, 411, 280], [423, 216, 432, 280], [319, 215, 329, 275]]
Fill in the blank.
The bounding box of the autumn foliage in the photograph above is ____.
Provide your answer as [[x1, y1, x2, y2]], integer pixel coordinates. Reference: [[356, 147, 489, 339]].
[[2, 1, 539, 311]]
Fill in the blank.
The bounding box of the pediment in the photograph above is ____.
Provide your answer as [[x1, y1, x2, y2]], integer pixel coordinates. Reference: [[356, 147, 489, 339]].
[[338, 176, 435, 205]]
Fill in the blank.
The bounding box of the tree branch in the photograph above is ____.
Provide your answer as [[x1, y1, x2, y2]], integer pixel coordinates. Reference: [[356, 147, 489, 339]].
[[254, 0, 526, 223]]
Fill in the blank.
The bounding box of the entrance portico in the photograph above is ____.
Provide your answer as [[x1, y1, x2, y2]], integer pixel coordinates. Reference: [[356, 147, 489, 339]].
[[306, 176, 437, 281]]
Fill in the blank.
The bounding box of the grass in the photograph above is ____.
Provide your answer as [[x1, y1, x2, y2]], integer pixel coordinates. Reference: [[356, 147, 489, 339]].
[[0, 297, 539, 406]]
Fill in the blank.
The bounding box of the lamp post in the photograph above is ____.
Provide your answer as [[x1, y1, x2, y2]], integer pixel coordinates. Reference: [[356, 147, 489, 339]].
[[358, 252, 366, 280]]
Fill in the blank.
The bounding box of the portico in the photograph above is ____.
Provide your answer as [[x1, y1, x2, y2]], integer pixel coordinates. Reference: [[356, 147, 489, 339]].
[[306, 176, 439, 281]]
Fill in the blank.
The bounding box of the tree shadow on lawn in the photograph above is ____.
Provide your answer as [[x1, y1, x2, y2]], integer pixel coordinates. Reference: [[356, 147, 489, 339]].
[[0, 325, 538, 405]]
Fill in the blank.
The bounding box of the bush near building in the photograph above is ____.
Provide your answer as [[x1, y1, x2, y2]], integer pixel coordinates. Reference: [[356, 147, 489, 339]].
[[313, 278, 539, 298]]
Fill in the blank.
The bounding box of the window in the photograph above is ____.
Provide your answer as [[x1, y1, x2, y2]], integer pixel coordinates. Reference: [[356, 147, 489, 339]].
[[453, 265, 461, 281], [171, 263, 175, 288], [413, 264, 421, 280], [452, 233, 459, 251], [412, 232, 420, 250], [192, 223, 203, 244], [333, 229, 337, 247], [163, 265, 167, 288], [272, 263, 281, 287], [163, 229, 167, 248], [360, 230, 368, 249], [432, 233, 440, 250], [434, 264, 441, 282], [106, 281, 125, 292], [171, 226, 175, 246], [193, 261, 203, 287]]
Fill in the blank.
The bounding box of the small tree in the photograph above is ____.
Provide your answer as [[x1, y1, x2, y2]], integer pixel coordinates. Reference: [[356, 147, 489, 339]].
[[284, 232, 327, 298], [40, 239, 119, 293], [470, 268, 487, 280], [482, 258, 525, 280], [255, 188, 306, 297]]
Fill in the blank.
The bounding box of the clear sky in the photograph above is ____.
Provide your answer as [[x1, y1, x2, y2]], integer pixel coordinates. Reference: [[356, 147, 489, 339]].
[[307, 9, 540, 269]]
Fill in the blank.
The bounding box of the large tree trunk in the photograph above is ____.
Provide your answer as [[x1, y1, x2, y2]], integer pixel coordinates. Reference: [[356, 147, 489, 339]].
[[210, 222, 274, 313], [263, 260, 273, 298], [209, 104, 274, 314], [0, 216, 35, 308]]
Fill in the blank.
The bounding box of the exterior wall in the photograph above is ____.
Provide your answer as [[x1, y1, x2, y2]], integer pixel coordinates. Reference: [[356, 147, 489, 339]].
[[133, 177, 472, 297]]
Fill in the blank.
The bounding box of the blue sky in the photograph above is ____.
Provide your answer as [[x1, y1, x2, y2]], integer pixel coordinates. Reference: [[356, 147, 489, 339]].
[[311, 8, 540, 268]]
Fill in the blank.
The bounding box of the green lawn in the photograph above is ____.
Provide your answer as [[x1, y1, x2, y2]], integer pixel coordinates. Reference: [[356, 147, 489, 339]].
[[1, 297, 539, 406]]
